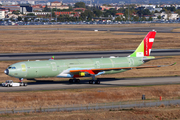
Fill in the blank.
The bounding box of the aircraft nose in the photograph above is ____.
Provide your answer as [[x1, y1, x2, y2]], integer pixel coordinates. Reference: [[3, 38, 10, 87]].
[[4, 69, 9, 75]]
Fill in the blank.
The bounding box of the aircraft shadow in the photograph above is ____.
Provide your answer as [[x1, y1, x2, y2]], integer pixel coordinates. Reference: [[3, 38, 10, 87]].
[[24, 76, 177, 86], [24, 77, 127, 86]]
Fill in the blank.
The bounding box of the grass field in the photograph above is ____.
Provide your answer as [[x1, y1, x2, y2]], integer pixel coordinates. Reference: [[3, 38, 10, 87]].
[[1, 84, 180, 109], [0, 24, 180, 53]]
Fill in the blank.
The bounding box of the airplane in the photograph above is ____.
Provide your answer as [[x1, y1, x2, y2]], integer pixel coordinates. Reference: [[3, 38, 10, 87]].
[[4, 30, 174, 84]]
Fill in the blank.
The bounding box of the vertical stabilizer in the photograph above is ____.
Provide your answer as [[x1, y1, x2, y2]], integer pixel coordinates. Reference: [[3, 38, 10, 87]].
[[129, 30, 156, 57]]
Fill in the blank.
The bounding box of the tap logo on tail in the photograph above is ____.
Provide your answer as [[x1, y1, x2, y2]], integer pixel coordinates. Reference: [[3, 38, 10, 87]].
[[129, 30, 156, 57]]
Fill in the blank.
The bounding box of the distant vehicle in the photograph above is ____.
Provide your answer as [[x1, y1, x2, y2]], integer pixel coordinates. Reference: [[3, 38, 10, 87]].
[[1, 80, 27, 87]]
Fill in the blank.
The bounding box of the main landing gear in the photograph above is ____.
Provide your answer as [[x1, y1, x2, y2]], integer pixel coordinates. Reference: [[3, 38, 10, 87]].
[[89, 75, 100, 84], [69, 78, 80, 83]]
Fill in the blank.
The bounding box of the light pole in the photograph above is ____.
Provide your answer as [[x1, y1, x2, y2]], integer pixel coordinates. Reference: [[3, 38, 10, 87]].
[[56, 4, 57, 23], [51, 7, 52, 22]]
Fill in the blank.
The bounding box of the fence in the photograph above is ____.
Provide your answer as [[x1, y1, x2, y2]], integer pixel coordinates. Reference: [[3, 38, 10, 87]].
[[0, 99, 180, 114]]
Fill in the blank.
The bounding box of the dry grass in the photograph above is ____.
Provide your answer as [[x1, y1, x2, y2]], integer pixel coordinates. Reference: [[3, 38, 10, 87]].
[[1, 106, 180, 120], [0, 84, 180, 109], [0, 25, 180, 53]]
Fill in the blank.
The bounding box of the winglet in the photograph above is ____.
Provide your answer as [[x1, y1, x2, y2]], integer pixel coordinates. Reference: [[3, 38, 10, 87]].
[[51, 56, 54, 59], [49, 56, 54, 60], [171, 62, 176, 66]]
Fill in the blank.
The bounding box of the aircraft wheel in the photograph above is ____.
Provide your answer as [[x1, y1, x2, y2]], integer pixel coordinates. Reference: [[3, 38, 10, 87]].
[[89, 80, 93, 84], [69, 79, 73, 83], [75, 79, 80, 83], [95, 80, 100, 84], [24, 83, 27, 86]]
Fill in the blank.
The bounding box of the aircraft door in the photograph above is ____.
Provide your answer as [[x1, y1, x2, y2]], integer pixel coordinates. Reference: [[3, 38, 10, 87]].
[[95, 61, 100, 68], [21, 63, 27, 77], [51, 62, 57, 71]]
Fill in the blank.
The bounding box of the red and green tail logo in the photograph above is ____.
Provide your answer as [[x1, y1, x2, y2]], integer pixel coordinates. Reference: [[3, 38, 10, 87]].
[[129, 30, 156, 57]]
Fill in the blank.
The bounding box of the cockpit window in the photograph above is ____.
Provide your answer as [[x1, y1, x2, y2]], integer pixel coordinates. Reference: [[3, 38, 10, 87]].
[[8, 67, 16, 69]]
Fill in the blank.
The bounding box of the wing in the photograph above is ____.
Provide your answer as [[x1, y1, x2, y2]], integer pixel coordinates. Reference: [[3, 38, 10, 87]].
[[70, 63, 176, 76]]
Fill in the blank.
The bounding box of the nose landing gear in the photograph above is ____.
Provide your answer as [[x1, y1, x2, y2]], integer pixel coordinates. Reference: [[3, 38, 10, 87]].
[[19, 78, 23, 83], [19, 78, 27, 86]]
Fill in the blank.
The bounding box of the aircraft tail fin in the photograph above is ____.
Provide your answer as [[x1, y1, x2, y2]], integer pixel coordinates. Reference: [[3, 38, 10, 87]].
[[128, 30, 156, 57]]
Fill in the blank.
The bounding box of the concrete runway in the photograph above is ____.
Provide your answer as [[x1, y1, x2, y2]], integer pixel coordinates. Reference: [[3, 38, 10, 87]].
[[0, 76, 180, 92]]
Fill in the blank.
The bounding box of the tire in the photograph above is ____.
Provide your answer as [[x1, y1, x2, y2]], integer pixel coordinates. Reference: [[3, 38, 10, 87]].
[[95, 80, 100, 84], [75, 79, 80, 83], [89, 80, 93, 84], [24, 83, 27, 86], [69, 79, 73, 83]]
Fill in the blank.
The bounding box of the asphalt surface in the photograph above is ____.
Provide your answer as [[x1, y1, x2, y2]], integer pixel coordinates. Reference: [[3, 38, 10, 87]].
[[0, 76, 180, 92], [0, 49, 179, 61], [1, 26, 179, 33]]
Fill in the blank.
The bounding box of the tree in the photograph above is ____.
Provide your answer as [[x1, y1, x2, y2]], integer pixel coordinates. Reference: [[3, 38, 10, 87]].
[[17, 16, 22, 21], [24, 17, 28, 22], [93, 9, 102, 17], [117, 8, 124, 13], [103, 8, 117, 17], [74, 2, 85, 8], [12, 10, 20, 15], [141, 16, 146, 21], [133, 16, 139, 21], [43, 5, 51, 12], [68, 4, 73, 11], [80, 10, 93, 21], [27, 13, 35, 16], [157, 15, 161, 19], [154, 10, 159, 13], [124, 8, 133, 20], [52, 12, 56, 17], [148, 16, 153, 21], [115, 16, 122, 21], [164, 9, 171, 20], [175, 9, 180, 15], [143, 9, 151, 15], [137, 9, 151, 18]]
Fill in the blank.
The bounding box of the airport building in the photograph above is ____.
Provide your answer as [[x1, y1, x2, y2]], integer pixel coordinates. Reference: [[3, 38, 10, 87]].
[[0, 10, 5, 19], [20, 4, 33, 14]]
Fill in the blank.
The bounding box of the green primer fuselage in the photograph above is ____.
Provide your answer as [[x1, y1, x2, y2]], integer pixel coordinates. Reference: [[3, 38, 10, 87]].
[[8, 57, 144, 79]]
